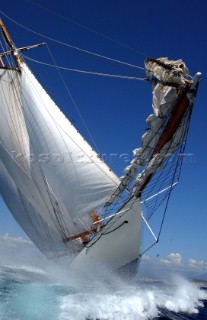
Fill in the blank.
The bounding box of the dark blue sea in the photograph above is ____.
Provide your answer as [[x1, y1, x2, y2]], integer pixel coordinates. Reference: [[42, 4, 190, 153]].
[[0, 265, 206, 320]]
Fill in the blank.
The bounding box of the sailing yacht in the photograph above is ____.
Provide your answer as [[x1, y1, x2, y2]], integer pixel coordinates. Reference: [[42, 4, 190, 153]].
[[0, 20, 201, 274]]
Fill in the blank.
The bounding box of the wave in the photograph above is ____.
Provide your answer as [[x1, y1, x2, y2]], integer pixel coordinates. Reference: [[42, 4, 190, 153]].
[[0, 265, 206, 320], [58, 275, 207, 320]]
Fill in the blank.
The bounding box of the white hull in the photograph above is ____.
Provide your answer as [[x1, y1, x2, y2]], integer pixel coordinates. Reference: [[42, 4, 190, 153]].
[[70, 198, 142, 272]]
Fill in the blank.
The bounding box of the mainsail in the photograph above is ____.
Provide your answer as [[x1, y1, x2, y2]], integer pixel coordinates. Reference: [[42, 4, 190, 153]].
[[0, 21, 119, 258]]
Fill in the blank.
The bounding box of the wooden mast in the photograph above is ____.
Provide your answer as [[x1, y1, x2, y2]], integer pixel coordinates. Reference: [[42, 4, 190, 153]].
[[0, 19, 22, 70], [0, 19, 45, 70]]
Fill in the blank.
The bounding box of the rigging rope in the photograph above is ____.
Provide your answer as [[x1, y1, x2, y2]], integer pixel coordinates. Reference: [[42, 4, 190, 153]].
[[24, 0, 147, 57], [23, 54, 147, 81], [0, 10, 145, 71]]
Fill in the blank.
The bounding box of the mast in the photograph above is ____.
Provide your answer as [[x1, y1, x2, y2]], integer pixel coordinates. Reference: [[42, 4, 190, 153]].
[[0, 19, 45, 70], [0, 19, 22, 70]]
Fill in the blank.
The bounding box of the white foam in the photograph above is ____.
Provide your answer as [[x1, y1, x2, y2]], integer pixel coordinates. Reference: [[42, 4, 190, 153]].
[[58, 275, 207, 320]]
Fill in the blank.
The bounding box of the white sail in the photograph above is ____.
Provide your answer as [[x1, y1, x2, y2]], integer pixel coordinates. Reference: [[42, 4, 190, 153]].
[[20, 64, 119, 219], [0, 64, 119, 257], [0, 160, 77, 258], [0, 69, 30, 174]]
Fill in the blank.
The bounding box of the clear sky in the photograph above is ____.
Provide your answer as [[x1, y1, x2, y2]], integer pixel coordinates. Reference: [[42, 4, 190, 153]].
[[0, 0, 207, 274]]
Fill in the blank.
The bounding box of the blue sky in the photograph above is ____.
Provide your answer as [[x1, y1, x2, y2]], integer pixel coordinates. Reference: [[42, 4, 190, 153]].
[[0, 0, 207, 271]]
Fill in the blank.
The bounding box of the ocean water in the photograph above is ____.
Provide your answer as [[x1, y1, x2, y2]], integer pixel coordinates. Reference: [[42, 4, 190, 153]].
[[0, 265, 206, 320]]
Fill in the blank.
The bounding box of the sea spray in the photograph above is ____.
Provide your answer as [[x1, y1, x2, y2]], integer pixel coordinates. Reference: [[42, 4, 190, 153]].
[[0, 266, 207, 320], [158, 275, 207, 314], [58, 271, 207, 320]]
